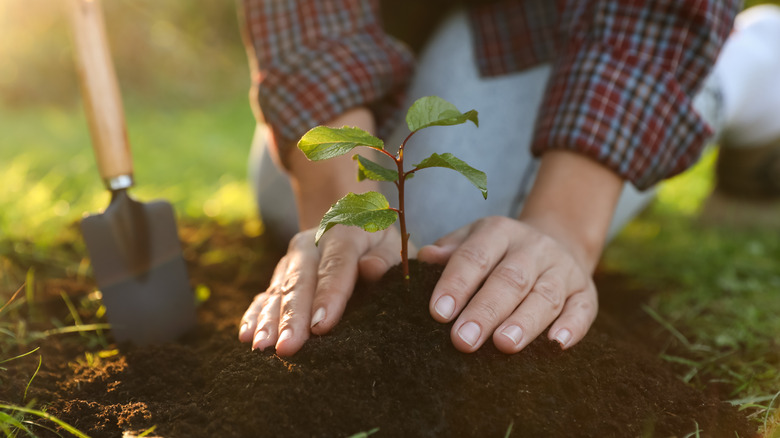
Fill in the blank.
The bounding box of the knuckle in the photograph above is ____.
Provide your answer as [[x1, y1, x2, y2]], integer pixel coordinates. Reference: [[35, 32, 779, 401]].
[[279, 272, 304, 295], [514, 313, 537, 332], [492, 264, 531, 292], [479, 215, 507, 228], [266, 283, 282, 297], [536, 233, 559, 251], [575, 297, 596, 314], [531, 280, 564, 310], [453, 246, 491, 271], [318, 255, 347, 277], [472, 299, 503, 324], [279, 311, 294, 328], [441, 272, 471, 296], [250, 292, 266, 307], [288, 232, 309, 250]]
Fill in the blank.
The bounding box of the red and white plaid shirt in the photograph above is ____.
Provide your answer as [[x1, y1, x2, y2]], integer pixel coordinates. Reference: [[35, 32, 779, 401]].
[[242, 0, 738, 189]]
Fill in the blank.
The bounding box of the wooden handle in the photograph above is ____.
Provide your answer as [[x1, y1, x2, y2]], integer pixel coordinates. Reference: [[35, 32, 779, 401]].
[[67, 0, 133, 186]]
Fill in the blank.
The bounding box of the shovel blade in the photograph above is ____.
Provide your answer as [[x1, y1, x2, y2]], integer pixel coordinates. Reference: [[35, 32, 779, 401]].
[[81, 191, 195, 345]]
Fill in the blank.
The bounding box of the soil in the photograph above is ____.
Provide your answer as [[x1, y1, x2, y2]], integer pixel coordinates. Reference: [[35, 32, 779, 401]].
[[0, 224, 759, 437]]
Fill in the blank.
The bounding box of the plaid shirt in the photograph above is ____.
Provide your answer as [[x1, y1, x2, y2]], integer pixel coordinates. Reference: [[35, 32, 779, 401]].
[[242, 0, 738, 189]]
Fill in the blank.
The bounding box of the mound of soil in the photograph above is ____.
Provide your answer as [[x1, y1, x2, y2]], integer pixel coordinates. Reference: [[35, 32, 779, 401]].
[[2, 226, 758, 437]]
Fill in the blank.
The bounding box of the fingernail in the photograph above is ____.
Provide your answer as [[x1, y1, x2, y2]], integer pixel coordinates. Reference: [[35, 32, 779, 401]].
[[311, 308, 326, 328], [553, 329, 572, 349], [457, 321, 481, 347], [278, 328, 292, 345], [434, 295, 455, 320], [500, 325, 524, 345], [239, 322, 249, 338], [252, 330, 268, 350]]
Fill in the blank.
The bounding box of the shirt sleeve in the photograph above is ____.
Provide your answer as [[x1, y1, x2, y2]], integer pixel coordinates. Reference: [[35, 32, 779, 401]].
[[530, 0, 740, 190], [241, 0, 414, 167]]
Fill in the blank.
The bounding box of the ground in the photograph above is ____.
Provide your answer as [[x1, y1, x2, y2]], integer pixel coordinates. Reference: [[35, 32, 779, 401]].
[[0, 222, 765, 438]]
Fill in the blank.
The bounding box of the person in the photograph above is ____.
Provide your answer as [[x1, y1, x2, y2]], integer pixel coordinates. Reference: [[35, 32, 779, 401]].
[[236, 0, 780, 357]]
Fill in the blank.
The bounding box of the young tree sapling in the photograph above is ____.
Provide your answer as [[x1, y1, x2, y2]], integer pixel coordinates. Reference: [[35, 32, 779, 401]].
[[297, 96, 487, 282]]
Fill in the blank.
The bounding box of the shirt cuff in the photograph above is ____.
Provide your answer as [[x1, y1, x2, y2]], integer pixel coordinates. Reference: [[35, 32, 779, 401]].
[[256, 31, 414, 168], [531, 43, 714, 191]]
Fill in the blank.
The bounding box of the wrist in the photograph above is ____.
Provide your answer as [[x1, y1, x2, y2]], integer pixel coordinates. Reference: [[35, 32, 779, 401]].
[[518, 150, 624, 272], [286, 107, 379, 229]]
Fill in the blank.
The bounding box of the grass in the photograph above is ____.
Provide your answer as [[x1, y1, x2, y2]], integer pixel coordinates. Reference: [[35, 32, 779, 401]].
[[0, 279, 94, 437], [0, 96, 257, 248], [603, 148, 780, 435]]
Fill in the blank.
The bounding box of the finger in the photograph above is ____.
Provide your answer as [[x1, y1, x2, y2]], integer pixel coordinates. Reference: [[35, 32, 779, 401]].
[[491, 268, 568, 353], [310, 228, 363, 335], [448, 254, 537, 352], [239, 292, 267, 343], [417, 224, 472, 265], [429, 217, 511, 324], [243, 254, 289, 347], [358, 228, 402, 282], [252, 292, 282, 351], [547, 282, 598, 350], [274, 243, 320, 356]]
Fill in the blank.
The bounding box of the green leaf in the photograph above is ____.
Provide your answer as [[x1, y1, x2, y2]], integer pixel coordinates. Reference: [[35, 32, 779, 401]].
[[315, 192, 398, 244], [413, 153, 488, 199], [353, 154, 398, 182], [298, 126, 384, 161], [405, 96, 479, 132]]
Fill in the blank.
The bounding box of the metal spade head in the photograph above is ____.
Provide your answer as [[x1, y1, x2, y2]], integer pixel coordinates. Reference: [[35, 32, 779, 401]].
[[81, 190, 195, 345]]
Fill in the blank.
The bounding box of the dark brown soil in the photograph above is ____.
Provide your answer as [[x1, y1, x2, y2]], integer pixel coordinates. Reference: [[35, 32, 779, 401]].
[[1, 224, 759, 437]]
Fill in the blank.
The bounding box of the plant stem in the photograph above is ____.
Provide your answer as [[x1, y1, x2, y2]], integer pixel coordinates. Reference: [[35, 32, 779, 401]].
[[395, 133, 415, 285], [395, 152, 410, 285]]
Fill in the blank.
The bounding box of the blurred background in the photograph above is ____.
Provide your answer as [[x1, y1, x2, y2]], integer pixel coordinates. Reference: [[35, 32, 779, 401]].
[[0, 0, 258, 246], [1, 0, 779, 246]]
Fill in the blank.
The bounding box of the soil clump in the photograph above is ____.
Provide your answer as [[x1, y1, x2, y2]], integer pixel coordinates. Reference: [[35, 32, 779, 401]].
[[1, 226, 758, 437]]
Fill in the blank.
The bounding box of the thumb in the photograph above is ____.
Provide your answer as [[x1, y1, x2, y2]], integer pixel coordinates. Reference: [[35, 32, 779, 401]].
[[358, 229, 408, 281], [417, 243, 458, 265], [417, 223, 470, 265]]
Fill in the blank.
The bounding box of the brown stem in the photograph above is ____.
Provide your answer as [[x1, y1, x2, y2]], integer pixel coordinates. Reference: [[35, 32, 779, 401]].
[[396, 150, 410, 285], [395, 132, 417, 286]]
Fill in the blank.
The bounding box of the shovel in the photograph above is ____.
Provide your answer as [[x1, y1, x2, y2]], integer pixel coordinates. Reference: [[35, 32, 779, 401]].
[[67, 0, 196, 345]]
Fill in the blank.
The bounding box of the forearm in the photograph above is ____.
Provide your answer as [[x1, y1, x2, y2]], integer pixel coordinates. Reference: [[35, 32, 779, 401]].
[[518, 150, 624, 273], [282, 107, 381, 230]]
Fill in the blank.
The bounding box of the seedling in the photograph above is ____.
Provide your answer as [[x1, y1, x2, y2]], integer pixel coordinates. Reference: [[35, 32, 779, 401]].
[[297, 96, 487, 282]]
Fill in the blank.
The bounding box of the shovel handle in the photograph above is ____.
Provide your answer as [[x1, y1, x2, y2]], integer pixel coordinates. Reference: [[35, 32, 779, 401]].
[[67, 0, 133, 189]]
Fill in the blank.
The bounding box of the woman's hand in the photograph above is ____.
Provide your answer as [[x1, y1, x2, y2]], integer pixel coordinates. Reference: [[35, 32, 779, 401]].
[[420, 150, 624, 354], [239, 107, 395, 356], [238, 224, 409, 356], [418, 216, 597, 353]]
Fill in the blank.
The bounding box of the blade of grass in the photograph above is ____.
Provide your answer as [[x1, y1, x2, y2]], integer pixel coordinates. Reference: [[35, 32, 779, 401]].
[[21, 418, 66, 437], [0, 404, 90, 438], [0, 347, 39, 365], [681, 420, 701, 438], [347, 427, 379, 438], [727, 394, 776, 406], [764, 390, 780, 432], [0, 283, 25, 316], [0, 410, 33, 435], [642, 304, 693, 349], [504, 420, 514, 438], [25, 268, 37, 319], [23, 355, 42, 403], [138, 425, 157, 437], [60, 292, 84, 327], [40, 324, 112, 337]]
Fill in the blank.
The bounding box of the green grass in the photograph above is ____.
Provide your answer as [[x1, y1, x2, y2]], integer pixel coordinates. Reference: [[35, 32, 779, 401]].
[[0, 97, 257, 247], [604, 149, 780, 433]]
